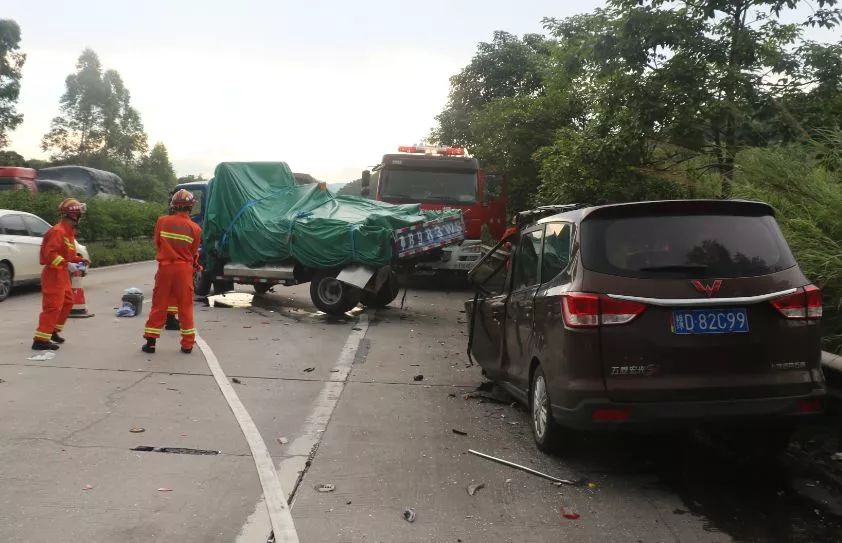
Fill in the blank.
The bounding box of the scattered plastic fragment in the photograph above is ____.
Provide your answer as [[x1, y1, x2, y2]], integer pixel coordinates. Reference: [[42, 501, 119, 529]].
[[467, 483, 485, 496], [315, 483, 335, 493], [413, 374, 424, 381], [82, 484, 93, 491], [27, 352, 56, 361], [402, 508, 416, 523], [278, 437, 289, 445], [303, 367, 315, 373], [588, 482, 598, 490], [157, 487, 173, 492], [130, 427, 145, 433], [232, 377, 243, 384], [560, 506, 580, 520], [505, 479, 513, 484], [452, 429, 468, 436]]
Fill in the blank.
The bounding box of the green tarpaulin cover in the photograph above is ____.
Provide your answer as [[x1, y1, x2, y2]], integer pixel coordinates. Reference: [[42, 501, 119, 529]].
[[202, 162, 460, 270]]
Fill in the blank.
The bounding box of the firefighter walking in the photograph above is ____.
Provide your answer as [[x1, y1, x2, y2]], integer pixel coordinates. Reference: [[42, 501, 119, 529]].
[[32, 198, 89, 350], [142, 189, 202, 354]]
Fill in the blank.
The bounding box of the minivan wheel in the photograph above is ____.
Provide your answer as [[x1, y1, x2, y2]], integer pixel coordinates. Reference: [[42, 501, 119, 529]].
[[531, 366, 563, 453]]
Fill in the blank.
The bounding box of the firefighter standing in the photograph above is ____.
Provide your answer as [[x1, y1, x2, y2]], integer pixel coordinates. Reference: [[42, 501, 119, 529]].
[[32, 198, 88, 350], [142, 189, 202, 354], [165, 200, 181, 332]]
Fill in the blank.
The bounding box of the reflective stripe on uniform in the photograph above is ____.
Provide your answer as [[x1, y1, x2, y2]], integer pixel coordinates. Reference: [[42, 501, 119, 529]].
[[160, 231, 194, 243], [33, 331, 52, 340], [167, 306, 178, 312], [51, 255, 65, 267], [144, 327, 162, 335], [180, 328, 196, 336], [54, 324, 64, 331], [63, 237, 75, 250]]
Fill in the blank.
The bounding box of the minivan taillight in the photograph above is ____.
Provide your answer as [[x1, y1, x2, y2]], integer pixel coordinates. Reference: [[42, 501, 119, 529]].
[[770, 285, 823, 320], [562, 293, 646, 328]]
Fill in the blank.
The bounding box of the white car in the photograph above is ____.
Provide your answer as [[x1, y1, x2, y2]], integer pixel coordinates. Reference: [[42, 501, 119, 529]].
[[0, 209, 89, 302]]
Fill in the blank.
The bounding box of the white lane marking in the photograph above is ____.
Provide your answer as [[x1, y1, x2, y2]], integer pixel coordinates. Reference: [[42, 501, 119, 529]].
[[196, 334, 300, 543], [235, 313, 371, 542]]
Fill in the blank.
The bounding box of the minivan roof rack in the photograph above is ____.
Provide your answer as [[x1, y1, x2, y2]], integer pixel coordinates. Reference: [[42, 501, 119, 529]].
[[514, 204, 587, 227]]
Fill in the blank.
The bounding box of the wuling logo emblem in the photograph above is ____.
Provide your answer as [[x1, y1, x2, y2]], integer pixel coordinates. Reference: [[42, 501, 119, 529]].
[[691, 279, 722, 297]]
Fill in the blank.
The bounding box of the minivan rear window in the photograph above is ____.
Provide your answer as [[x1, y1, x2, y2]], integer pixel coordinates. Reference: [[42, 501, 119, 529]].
[[581, 213, 796, 279]]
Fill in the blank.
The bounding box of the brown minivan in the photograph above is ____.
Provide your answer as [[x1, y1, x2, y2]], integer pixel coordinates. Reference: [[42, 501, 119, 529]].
[[467, 200, 825, 453]]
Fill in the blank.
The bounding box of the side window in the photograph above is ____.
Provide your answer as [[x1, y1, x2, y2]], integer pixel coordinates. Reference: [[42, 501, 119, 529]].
[[0, 214, 29, 236], [512, 228, 543, 290], [23, 215, 50, 237], [483, 174, 503, 203], [191, 189, 204, 219], [541, 223, 572, 282]]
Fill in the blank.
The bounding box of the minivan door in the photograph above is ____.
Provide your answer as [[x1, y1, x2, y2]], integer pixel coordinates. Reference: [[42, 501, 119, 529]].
[[504, 227, 544, 391], [466, 238, 513, 379]]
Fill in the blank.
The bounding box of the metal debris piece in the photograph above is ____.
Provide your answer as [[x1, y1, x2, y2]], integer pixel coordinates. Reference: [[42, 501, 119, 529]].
[[467, 483, 485, 496], [452, 429, 468, 436], [413, 374, 424, 381], [82, 484, 93, 491], [232, 377, 243, 384], [303, 367, 315, 373], [402, 508, 416, 523], [129, 427, 145, 433], [278, 437, 289, 445], [315, 483, 335, 493], [157, 487, 173, 492], [468, 449, 580, 486]]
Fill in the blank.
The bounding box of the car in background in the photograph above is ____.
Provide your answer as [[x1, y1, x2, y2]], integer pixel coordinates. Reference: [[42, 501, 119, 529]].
[[467, 200, 825, 455], [0, 209, 89, 302]]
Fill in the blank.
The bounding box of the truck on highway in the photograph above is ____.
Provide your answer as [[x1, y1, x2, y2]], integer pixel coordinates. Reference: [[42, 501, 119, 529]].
[[360, 145, 507, 275], [174, 162, 465, 315], [0, 167, 37, 193]]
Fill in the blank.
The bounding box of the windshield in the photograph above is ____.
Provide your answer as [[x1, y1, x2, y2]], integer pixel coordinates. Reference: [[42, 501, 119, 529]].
[[581, 213, 796, 279], [380, 168, 478, 204]]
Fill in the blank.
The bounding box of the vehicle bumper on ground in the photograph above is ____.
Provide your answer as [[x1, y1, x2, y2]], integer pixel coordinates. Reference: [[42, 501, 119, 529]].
[[416, 239, 483, 272], [551, 389, 827, 431]]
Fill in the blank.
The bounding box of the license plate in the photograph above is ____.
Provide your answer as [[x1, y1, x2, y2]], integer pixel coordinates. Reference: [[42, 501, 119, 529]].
[[672, 308, 749, 335]]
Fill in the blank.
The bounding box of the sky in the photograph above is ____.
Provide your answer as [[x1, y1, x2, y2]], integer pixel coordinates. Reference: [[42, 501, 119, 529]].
[[5, 1, 838, 182]]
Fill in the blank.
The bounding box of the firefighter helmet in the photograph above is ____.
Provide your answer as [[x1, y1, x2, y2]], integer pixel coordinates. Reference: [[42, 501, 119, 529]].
[[58, 198, 86, 222], [170, 189, 195, 211]]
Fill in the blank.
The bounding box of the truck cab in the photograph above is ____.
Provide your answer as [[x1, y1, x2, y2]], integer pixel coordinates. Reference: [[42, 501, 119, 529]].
[[362, 146, 507, 274], [0, 167, 37, 193]]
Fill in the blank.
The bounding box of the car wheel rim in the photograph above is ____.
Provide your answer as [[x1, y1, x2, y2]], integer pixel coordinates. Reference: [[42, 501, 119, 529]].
[[317, 277, 343, 306], [0, 267, 10, 298], [533, 374, 548, 440]]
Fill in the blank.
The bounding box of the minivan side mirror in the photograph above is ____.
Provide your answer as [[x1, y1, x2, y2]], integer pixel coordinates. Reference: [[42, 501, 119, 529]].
[[361, 170, 371, 197]]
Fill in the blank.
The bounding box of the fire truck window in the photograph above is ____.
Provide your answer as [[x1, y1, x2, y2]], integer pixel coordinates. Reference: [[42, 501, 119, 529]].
[[483, 174, 503, 203]]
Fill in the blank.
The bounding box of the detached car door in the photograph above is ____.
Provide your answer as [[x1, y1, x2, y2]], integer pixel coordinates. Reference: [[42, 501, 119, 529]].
[[0, 213, 40, 281], [466, 239, 513, 380], [504, 226, 544, 391]]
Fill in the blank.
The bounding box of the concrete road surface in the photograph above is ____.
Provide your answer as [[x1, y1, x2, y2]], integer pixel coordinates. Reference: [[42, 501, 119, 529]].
[[1, 262, 840, 542]]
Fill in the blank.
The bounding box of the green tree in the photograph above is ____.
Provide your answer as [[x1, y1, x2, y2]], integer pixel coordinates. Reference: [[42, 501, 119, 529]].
[[102, 69, 148, 165], [0, 149, 25, 166], [177, 174, 207, 184], [143, 142, 177, 190], [0, 20, 25, 149]]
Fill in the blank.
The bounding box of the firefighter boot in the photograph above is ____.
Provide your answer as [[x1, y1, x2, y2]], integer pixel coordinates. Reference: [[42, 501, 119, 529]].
[[51, 333, 66, 344], [32, 340, 60, 351], [141, 338, 157, 354]]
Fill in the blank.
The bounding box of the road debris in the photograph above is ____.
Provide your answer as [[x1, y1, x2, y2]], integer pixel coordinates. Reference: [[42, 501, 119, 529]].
[[231, 377, 243, 384], [452, 428, 468, 436], [413, 374, 424, 381], [315, 483, 335, 493], [560, 506, 580, 520], [82, 484, 93, 491], [303, 367, 315, 373], [673, 508, 687, 515], [468, 449, 581, 486], [588, 482, 598, 490], [0, 378, 5, 384], [467, 483, 485, 496], [129, 427, 145, 433], [831, 452, 842, 461], [278, 437, 289, 445], [402, 508, 417, 523], [27, 352, 56, 361], [157, 487, 173, 492], [346, 500, 352, 505]]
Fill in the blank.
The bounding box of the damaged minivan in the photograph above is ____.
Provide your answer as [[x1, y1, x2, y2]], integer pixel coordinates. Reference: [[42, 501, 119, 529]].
[[466, 200, 826, 454]]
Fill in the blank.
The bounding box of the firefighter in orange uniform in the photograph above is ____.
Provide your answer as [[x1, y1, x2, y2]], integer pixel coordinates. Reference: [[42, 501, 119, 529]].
[[142, 189, 202, 354], [32, 198, 88, 350]]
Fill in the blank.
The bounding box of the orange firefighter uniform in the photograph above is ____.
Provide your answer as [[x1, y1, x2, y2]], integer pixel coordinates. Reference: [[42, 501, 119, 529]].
[[142, 212, 201, 352], [33, 220, 85, 346]]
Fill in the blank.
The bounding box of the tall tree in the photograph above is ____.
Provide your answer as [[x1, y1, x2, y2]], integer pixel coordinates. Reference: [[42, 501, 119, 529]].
[[102, 70, 147, 165], [143, 142, 177, 191], [0, 20, 26, 149]]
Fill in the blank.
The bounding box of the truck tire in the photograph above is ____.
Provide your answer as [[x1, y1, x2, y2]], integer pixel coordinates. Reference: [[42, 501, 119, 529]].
[[310, 270, 360, 315], [194, 269, 212, 297], [361, 271, 400, 308], [253, 283, 272, 295]]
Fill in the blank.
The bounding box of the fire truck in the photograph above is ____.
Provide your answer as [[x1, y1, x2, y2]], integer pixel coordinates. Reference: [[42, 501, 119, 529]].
[[360, 145, 507, 273]]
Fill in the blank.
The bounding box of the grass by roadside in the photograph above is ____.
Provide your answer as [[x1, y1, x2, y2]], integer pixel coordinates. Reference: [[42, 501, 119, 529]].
[[85, 239, 155, 268]]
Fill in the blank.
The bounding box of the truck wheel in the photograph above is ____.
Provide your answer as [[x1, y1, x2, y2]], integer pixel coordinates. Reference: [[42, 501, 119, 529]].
[[361, 271, 400, 308], [213, 279, 235, 294], [310, 270, 360, 315], [194, 269, 212, 297], [253, 283, 272, 295], [531, 365, 564, 453]]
